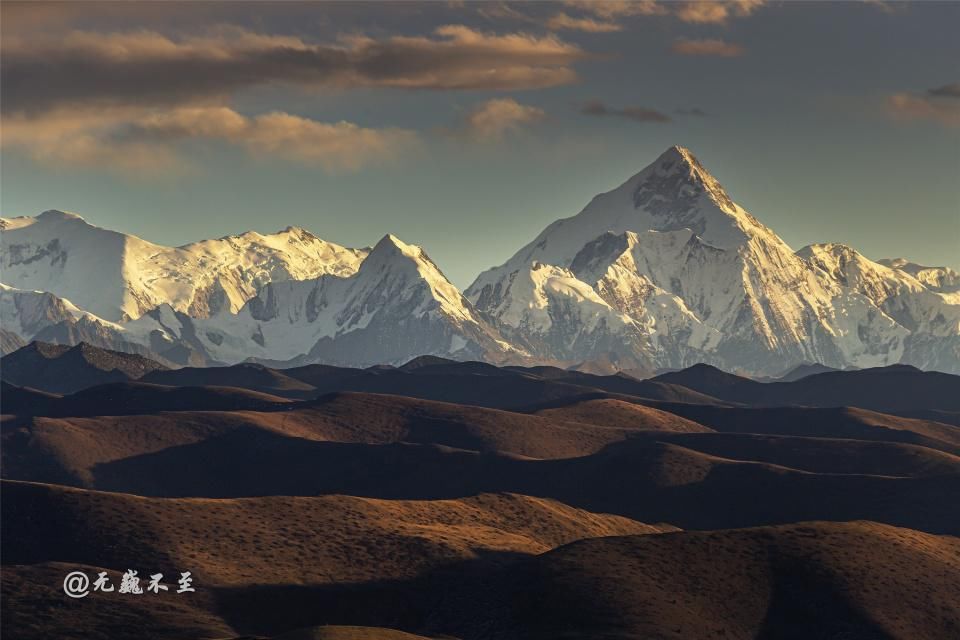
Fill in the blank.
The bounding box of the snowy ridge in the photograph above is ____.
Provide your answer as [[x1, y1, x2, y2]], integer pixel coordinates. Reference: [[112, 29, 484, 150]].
[[799, 243, 960, 337], [1, 210, 368, 322], [877, 258, 960, 294], [147, 234, 515, 366], [0, 283, 89, 339], [0, 283, 187, 363]]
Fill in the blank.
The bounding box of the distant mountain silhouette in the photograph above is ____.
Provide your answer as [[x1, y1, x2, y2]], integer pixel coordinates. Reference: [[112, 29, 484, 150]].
[[777, 362, 842, 381], [0, 342, 166, 394], [653, 363, 960, 412]]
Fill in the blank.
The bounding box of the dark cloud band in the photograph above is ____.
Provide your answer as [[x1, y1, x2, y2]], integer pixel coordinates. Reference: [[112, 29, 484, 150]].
[[581, 100, 672, 123], [1, 26, 587, 115]]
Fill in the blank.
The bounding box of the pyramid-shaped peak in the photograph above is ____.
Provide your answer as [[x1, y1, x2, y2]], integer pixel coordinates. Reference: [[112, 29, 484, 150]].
[[657, 145, 698, 165], [625, 145, 738, 217], [648, 145, 714, 182], [365, 233, 435, 271], [372, 233, 415, 254]]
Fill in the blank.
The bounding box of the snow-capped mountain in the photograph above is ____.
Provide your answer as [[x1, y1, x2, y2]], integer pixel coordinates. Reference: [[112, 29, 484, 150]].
[[2, 146, 956, 374], [86, 234, 517, 367], [0, 228, 510, 367], [799, 244, 960, 372], [0, 210, 368, 322], [0, 234, 512, 367], [466, 145, 948, 375]]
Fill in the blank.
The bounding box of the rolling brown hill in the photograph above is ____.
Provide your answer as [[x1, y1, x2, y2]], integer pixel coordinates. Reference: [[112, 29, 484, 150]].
[[3, 481, 670, 587], [1, 561, 233, 640], [2, 381, 292, 417], [623, 431, 960, 477], [635, 402, 960, 454], [653, 363, 960, 412], [315, 369, 724, 410], [7, 482, 957, 639], [534, 398, 712, 432], [0, 380, 60, 414], [1, 481, 669, 640], [5, 357, 960, 639], [14, 521, 951, 640], [206, 522, 960, 639], [6, 415, 958, 534], [142, 362, 317, 399], [459, 521, 960, 639], [1, 391, 703, 488], [140, 359, 726, 409]]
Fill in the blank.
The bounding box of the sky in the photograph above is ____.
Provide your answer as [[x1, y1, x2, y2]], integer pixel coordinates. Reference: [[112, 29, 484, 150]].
[[1, 0, 957, 288]]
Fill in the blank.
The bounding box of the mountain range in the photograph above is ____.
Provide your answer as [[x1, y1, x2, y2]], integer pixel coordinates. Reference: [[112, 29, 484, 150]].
[[3, 146, 958, 375]]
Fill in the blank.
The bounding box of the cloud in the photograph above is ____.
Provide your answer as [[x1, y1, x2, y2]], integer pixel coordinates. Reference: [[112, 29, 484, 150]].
[[477, 2, 540, 24], [2, 106, 419, 176], [562, 0, 762, 23], [547, 13, 623, 32], [671, 38, 745, 57], [1, 25, 588, 115], [562, 0, 667, 19], [676, 107, 708, 117], [581, 100, 672, 123], [471, 2, 765, 38], [886, 93, 960, 128], [675, 1, 765, 24], [460, 98, 546, 141], [30, 135, 187, 178], [1, 23, 584, 175], [928, 83, 960, 99], [674, 3, 729, 24]]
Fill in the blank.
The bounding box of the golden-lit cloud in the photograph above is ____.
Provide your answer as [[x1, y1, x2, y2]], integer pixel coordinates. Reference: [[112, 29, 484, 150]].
[[562, 0, 667, 19], [0, 21, 584, 174], [675, 1, 765, 24], [477, 1, 540, 24], [239, 113, 418, 171], [671, 38, 745, 57], [2, 106, 419, 176], [561, 0, 763, 24], [674, 3, 729, 24], [547, 13, 623, 32], [1, 25, 587, 115], [887, 92, 960, 128], [460, 98, 546, 141]]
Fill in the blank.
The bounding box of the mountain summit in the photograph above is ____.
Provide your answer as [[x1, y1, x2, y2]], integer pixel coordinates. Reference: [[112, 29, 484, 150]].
[[470, 146, 774, 299]]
